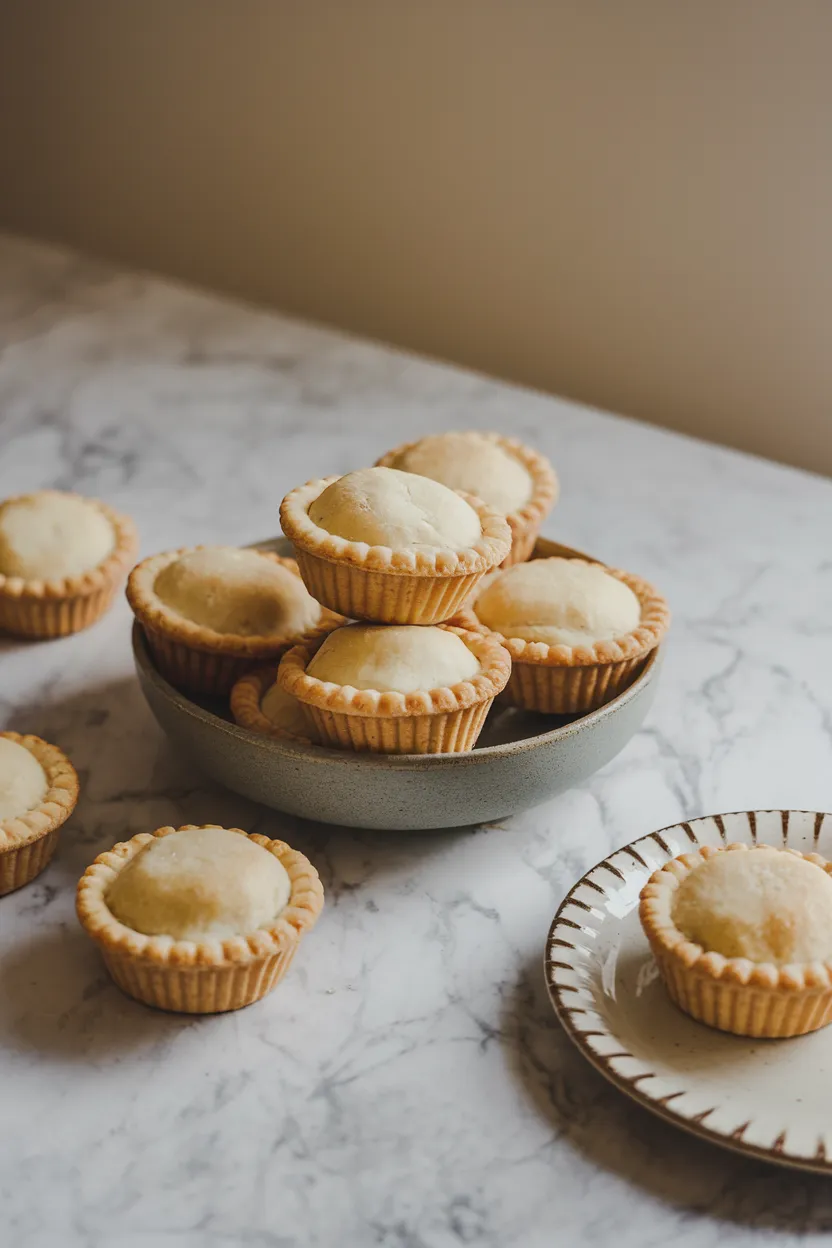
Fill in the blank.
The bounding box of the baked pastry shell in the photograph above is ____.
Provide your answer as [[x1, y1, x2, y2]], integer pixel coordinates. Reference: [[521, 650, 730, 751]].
[[278, 624, 511, 754], [279, 477, 511, 625], [640, 843, 832, 1038], [0, 731, 79, 894], [230, 665, 317, 745], [375, 432, 558, 567], [0, 492, 138, 638], [453, 560, 670, 714], [126, 547, 343, 696], [76, 824, 324, 1013]]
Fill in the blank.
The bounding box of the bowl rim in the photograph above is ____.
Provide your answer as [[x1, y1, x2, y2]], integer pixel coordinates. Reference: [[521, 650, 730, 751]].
[[131, 534, 663, 771]]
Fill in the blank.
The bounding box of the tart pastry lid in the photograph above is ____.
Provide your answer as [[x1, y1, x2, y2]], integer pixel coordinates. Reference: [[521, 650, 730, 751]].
[[0, 731, 79, 852], [640, 843, 832, 992], [278, 624, 511, 718], [0, 492, 137, 601], [375, 431, 559, 534], [127, 547, 343, 658], [76, 825, 324, 967], [279, 478, 511, 576], [457, 560, 670, 668]]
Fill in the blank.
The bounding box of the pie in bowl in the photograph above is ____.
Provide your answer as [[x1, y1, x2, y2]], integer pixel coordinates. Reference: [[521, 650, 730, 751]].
[[127, 545, 341, 694], [277, 621, 511, 753], [279, 466, 510, 625], [376, 431, 557, 566], [454, 556, 669, 713], [230, 666, 317, 744]]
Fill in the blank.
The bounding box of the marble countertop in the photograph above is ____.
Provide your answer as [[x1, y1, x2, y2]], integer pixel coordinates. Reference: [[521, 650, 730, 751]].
[[3, 234, 832, 1248]]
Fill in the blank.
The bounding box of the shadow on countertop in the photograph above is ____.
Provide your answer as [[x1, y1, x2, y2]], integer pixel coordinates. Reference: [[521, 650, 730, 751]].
[[502, 952, 832, 1235], [0, 922, 202, 1062]]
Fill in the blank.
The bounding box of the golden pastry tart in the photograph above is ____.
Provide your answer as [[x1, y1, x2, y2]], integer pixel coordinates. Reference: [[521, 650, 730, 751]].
[[127, 546, 341, 695], [278, 621, 511, 753], [640, 843, 832, 1038], [279, 466, 511, 625], [454, 556, 669, 714], [0, 490, 137, 637], [0, 731, 79, 894], [376, 431, 558, 566], [76, 824, 324, 1013], [230, 666, 317, 744]]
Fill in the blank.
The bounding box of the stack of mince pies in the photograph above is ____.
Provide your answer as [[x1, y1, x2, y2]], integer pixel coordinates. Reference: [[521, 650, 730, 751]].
[[275, 463, 514, 753], [121, 430, 669, 753], [268, 431, 668, 751]]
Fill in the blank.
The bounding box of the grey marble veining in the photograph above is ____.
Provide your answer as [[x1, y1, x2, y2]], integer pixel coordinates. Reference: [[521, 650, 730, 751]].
[[2, 233, 832, 1248]]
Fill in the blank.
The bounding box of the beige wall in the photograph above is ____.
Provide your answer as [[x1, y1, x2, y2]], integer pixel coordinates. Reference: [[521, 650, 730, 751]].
[[2, 1, 831, 474]]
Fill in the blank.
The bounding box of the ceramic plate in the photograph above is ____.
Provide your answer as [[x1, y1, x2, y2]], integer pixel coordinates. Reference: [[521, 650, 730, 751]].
[[133, 537, 663, 830], [545, 810, 832, 1173]]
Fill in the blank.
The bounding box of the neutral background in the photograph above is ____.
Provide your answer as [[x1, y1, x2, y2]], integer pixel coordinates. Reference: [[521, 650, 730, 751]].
[[1, 0, 831, 474]]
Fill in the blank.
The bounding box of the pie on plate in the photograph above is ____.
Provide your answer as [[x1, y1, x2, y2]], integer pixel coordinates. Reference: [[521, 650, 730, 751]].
[[640, 843, 832, 1038]]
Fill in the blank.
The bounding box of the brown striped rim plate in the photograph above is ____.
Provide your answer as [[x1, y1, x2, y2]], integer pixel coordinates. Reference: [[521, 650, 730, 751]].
[[545, 810, 832, 1173]]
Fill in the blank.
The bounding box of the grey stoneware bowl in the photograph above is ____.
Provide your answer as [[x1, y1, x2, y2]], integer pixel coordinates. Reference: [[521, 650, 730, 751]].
[[132, 538, 664, 831]]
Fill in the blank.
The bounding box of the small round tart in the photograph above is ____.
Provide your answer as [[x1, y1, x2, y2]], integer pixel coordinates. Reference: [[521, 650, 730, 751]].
[[278, 622, 511, 754], [280, 467, 511, 625], [0, 490, 137, 637], [640, 844, 832, 1038], [127, 546, 342, 696], [455, 557, 669, 714], [76, 824, 324, 1014], [231, 666, 318, 744], [376, 432, 558, 566], [0, 732, 79, 895]]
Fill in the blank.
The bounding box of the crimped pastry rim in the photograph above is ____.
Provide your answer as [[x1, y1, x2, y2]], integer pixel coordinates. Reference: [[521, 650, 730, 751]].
[[126, 546, 342, 659], [375, 430, 559, 537], [230, 666, 315, 745], [278, 624, 511, 719], [76, 824, 324, 966], [639, 843, 832, 992], [455, 559, 670, 669], [0, 731, 79, 851], [279, 476, 511, 577], [0, 491, 137, 602]]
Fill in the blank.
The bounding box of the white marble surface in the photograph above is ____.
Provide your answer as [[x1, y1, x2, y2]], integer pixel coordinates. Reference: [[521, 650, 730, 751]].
[[2, 234, 832, 1248]]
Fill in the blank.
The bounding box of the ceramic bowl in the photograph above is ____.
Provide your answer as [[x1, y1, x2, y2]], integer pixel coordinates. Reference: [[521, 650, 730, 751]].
[[132, 538, 664, 830]]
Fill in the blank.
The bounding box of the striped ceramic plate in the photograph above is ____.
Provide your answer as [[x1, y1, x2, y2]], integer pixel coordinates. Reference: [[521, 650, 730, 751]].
[[545, 810, 832, 1173]]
